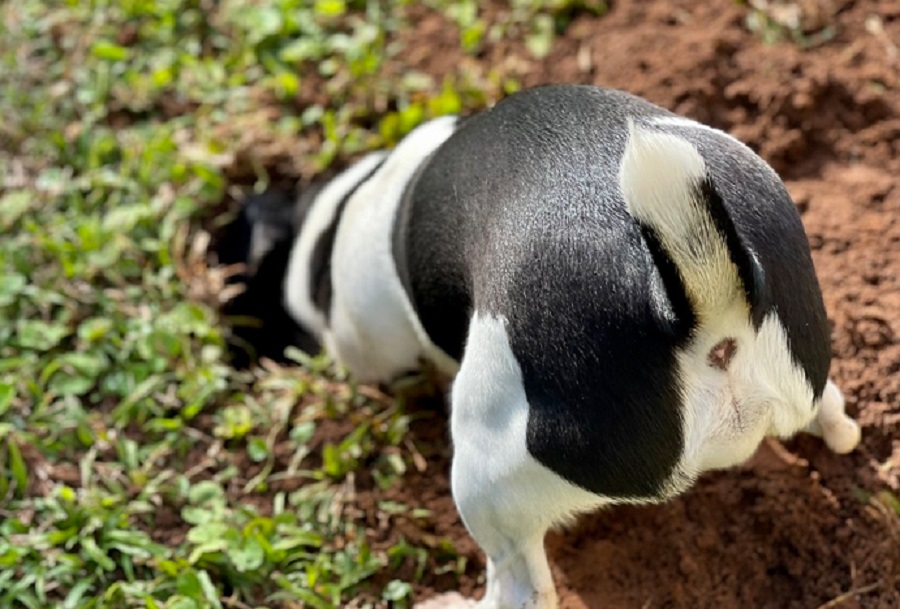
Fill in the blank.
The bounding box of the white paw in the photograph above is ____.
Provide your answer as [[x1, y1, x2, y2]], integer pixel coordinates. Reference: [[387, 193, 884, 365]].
[[822, 416, 862, 454], [816, 379, 861, 454], [413, 592, 478, 609]]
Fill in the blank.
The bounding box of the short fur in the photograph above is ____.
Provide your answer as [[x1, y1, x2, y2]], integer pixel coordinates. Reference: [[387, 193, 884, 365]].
[[224, 85, 860, 609], [218, 191, 315, 367]]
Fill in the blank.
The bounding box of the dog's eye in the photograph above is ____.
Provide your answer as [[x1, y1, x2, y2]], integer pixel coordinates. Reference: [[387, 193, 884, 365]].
[[707, 338, 737, 371]]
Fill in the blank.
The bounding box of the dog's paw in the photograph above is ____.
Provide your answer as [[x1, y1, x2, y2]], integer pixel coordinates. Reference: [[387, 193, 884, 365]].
[[413, 592, 477, 609], [817, 380, 862, 455], [822, 416, 861, 454]]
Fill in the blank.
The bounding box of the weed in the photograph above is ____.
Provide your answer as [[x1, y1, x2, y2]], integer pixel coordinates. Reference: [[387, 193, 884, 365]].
[[744, 0, 837, 48]]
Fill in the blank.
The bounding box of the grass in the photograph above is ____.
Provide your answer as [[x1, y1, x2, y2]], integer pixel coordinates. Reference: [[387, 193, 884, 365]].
[[0, 0, 602, 607], [743, 0, 837, 48]]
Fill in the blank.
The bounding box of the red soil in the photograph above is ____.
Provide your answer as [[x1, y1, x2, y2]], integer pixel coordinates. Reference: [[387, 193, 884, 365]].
[[367, 1, 900, 607]]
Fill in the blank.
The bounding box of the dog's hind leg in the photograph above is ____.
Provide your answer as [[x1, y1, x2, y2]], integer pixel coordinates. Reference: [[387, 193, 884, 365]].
[[437, 312, 602, 609]]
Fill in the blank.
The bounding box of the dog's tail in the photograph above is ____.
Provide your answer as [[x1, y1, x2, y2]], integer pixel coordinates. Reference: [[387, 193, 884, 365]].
[[619, 120, 763, 326]]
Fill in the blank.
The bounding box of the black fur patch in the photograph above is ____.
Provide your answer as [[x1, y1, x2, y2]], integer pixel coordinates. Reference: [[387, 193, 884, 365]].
[[392, 141, 471, 363], [638, 224, 696, 343], [309, 158, 386, 320], [510, 232, 687, 499], [218, 192, 319, 367]]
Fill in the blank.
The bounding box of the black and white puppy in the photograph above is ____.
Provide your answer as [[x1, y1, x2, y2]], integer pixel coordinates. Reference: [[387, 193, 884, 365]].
[[228, 85, 861, 609]]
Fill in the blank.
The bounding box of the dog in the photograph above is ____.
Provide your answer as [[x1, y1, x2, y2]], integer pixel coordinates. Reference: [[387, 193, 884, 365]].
[[221, 85, 861, 609]]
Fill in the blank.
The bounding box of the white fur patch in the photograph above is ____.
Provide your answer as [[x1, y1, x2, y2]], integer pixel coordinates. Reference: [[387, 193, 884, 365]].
[[675, 310, 822, 472], [619, 120, 744, 321], [807, 379, 861, 454], [283, 152, 388, 343], [325, 116, 460, 382]]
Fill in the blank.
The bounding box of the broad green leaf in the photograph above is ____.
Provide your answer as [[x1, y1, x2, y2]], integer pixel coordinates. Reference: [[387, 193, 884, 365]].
[[187, 480, 225, 505], [382, 579, 413, 601], [0, 383, 14, 417], [76, 317, 113, 343], [197, 570, 223, 609], [230, 538, 265, 572], [186, 522, 230, 545], [91, 40, 130, 61], [0, 273, 27, 307], [247, 436, 268, 463], [0, 191, 32, 228], [315, 0, 346, 16], [17, 319, 69, 351]]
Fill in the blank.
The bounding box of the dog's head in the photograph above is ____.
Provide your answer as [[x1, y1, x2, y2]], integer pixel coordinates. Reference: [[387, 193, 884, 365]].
[[218, 189, 320, 368]]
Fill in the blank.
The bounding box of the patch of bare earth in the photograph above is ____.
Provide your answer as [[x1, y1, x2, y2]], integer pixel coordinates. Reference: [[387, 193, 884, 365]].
[[363, 1, 900, 607]]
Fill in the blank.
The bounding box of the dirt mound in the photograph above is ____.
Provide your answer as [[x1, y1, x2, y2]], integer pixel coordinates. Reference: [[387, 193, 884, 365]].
[[361, 1, 900, 607]]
